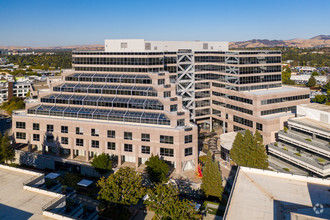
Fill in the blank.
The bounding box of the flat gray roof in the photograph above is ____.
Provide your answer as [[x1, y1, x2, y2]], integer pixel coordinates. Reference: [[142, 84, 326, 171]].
[[299, 103, 330, 113], [0, 166, 54, 219], [224, 167, 330, 220], [244, 86, 309, 96], [291, 117, 330, 132]]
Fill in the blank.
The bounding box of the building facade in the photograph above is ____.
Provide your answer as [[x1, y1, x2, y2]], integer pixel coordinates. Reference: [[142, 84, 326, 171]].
[[0, 81, 30, 104], [12, 39, 310, 173], [268, 103, 330, 178]]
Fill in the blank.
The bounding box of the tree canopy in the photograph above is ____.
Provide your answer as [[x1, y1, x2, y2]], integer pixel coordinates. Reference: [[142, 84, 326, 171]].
[[201, 151, 223, 200], [230, 130, 269, 169], [311, 71, 319, 77], [144, 183, 200, 220], [307, 76, 317, 87], [97, 167, 145, 206], [145, 154, 169, 184], [1, 97, 25, 115], [1, 133, 14, 164], [313, 94, 327, 104], [90, 153, 112, 175]]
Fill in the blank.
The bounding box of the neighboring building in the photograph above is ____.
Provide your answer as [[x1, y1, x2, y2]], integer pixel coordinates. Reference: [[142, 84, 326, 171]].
[[290, 75, 327, 85], [13, 39, 310, 174], [0, 49, 8, 55], [223, 167, 330, 220], [0, 81, 30, 104], [296, 66, 317, 73], [268, 103, 330, 178], [0, 164, 98, 219]]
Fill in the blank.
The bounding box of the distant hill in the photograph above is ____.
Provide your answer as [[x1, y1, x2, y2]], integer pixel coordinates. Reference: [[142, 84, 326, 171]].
[[230, 35, 330, 48]]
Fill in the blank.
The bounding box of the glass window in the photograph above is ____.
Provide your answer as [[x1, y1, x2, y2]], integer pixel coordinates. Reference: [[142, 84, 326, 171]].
[[61, 137, 68, 145], [164, 91, 171, 98], [141, 133, 150, 142], [141, 146, 150, 154], [16, 122, 25, 129], [107, 142, 116, 150], [91, 128, 99, 137], [33, 134, 40, 141], [256, 123, 263, 131], [160, 135, 174, 144], [160, 148, 174, 157], [107, 130, 115, 138], [91, 140, 99, 148], [185, 135, 192, 144], [170, 104, 177, 112], [124, 132, 132, 140], [76, 138, 84, 146], [33, 123, 39, 130], [158, 79, 165, 85], [124, 144, 133, 152], [61, 126, 68, 133], [76, 127, 83, 135], [47, 124, 54, 132], [185, 147, 193, 156], [177, 119, 185, 127], [16, 132, 26, 140]]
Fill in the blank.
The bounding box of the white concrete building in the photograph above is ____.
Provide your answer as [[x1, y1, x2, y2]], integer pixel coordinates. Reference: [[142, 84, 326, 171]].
[[224, 167, 330, 220]]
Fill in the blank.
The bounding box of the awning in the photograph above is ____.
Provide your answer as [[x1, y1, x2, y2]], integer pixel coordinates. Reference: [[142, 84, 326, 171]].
[[77, 179, 93, 187], [45, 173, 60, 179]]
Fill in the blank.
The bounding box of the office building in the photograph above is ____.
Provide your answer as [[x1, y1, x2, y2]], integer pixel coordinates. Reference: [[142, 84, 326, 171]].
[[0, 81, 30, 104], [12, 39, 310, 174], [268, 103, 330, 178]]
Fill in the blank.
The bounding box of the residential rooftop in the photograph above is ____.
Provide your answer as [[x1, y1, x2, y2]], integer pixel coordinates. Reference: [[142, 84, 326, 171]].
[[224, 167, 330, 220]]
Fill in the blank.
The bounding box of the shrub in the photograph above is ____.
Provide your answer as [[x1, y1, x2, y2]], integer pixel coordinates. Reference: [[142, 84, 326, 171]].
[[318, 158, 325, 163], [283, 168, 290, 172], [284, 127, 288, 133], [305, 138, 312, 142], [283, 147, 288, 151], [294, 153, 301, 157], [274, 142, 278, 146]]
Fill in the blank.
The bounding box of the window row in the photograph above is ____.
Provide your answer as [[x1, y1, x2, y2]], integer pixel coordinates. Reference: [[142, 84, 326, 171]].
[[27, 105, 170, 126], [53, 84, 158, 97], [261, 94, 310, 105], [75, 66, 162, 73], [73, 57, 164, 65], [65, 73, 152, 84], [233, 115, 253, 128], [261, 106, 296, 116], [41, 94, 164, 110]]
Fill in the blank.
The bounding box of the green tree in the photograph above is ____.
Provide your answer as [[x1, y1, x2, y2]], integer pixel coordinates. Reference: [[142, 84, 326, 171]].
[[145, 154, 169, 184], [313, 94, 327, 104], [307, 76, 316, 87], [97, 167, 144, 206], [90, 153, 112, 175], [1, 133, 14, 164], [144, 183, 200, 220], [324, 81, 330, 91], [201, 151, 223, 200], [311, 71, 319, 77], [1, 97, 25, 115], [230, 130, 268, 169]]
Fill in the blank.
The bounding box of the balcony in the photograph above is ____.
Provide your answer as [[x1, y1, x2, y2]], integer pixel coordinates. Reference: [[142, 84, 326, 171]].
[[268, 144, 330, 177], [278, 130, 330, 158]]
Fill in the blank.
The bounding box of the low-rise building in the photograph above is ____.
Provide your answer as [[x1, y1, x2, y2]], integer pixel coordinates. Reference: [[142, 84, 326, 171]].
[[268, 103, 330, 178], [0, 81, 30, 104], [290, 75, 327, 85], [223, 166, 330, 220]]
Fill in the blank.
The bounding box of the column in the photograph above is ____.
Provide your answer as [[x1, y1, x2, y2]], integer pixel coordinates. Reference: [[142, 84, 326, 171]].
[[69, 137, 74, 159], [85, 139, 89, 162], [135, 145, 139, 169]]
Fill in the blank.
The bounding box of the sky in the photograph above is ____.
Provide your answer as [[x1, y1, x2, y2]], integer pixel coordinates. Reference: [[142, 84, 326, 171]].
[[0, 0, 329, 46]]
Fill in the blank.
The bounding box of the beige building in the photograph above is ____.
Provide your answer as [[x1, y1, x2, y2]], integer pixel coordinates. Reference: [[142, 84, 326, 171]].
[[12, 39, 310, 173]]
